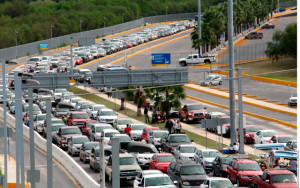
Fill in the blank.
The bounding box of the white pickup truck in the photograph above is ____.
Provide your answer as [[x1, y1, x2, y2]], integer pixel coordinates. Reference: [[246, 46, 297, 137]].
[[179, 54, 216, 66]]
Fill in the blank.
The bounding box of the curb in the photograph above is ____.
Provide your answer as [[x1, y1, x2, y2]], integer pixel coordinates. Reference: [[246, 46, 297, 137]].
[[183, 84, 297, 116], [185, 95, 297, 129]]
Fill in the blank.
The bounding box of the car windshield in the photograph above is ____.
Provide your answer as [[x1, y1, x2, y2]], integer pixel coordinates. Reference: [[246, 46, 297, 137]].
[[153, 132, 168, 138], [52, 125, 64, 131], [131, 125, 145, 130], [222, 157, 234, 164], [293, 142, 297, 148], [52, 120, 63, 124], [278, 137, 293, 143], [57, 108, 70, 112], [128, 145, 158, 153], [238, 163, 261, 171], [157, 156, 175, 162], [272, 174, 297, 183], [56, 89, 67, 93], [262, 131, 278, 137], [245, 127, 260, 132], [71, 99, 82, 103], [203, 151, 220, 158], [180, 147, 197, 153], [100, 111, 115, 116], [180, 166, 206, 175], [73, 137, 89, 144], [169, 136, 190, 143], [81, 105, 90, 109], [145, 177, 173, 186], [86, 122, 97, 127], [188, 105, 204, 110], [73, 113, 89, 119], [117, 135, 131, 142], [85, 143, 99, 150], [222, 118, 230, 124], [211, 180, 233, 188], [94, 106, 105, 111], [33, 105, 40, 111], [95, 126, 112, 132], [205, 75, 215, 80], [120, 157, 137, 165], [61, 128, 81, 135], [105, 132, 117, 137], [64, 95, 75, 99], [118, 119, 134, 125], [37, 115, 46, 121]]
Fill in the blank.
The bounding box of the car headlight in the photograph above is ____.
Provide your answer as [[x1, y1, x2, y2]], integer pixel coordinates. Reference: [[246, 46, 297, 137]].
[[188, 113, 193, 116], [100, 118, 106, 122], [245, 134, 250, 137], [223, 167, 227, 171], [182, 182, 190, 185], [154, 139, 159, 143], [72, 145, 77, 150], [240, 175, 250, 179]]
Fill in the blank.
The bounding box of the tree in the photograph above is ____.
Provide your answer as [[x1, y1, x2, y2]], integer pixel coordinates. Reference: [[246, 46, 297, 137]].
[[145, 86, 185, 118], [118, 86, 135, 110]]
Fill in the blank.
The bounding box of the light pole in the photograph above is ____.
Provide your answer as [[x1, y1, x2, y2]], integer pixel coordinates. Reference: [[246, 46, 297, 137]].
[[50, 24, 54, 39], [80, 19, 83, 37], [15, 29, 18, 59], [136, 10, 138, 20], [166, 7, 168, 15], [103, 17, 106, 28], [122, 13, 124, 23], [198, 0, 202, 56]]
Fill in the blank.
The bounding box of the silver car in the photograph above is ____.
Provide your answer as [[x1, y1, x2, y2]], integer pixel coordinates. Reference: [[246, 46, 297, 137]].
[[194, 149, 220, 172], [173, 144, 197, 160], [67, 135, 90, 156], [200, 74, 222, 86]]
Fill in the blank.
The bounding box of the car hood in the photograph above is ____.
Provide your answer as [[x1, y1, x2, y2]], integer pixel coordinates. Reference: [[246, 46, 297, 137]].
[[74, 144, 82, 148], [180, 153, 196, 158], [239, 171, 262, 176], [99, 115, 117, 119], [145, 185, 176, 188], [180, 174, 209, 181], [270, 183, 297, 188], [247, 132, 256, 136], [62, 134, 82, 138], [203, 158, 215, 163], [224, 123, 230, 127], [189, 110, 206, 113], [73, 119, 89, 122], [290, 97, 297, 100], [136, 153, 155, 158], [120, 164, 141, 171], [131, 130, 143, 134], [36, 120, 44, 125], [169, 142, 191, 148], [117, 124, 126, 129], [157, 162, 172, 167]]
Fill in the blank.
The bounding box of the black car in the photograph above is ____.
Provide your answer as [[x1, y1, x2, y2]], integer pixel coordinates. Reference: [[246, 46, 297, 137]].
[[161, 134, 193, 153], [277, 7, 286, 12], [167, 159, 208, 188], [212, 155, 234, 177], [261, 23, 275, 29]]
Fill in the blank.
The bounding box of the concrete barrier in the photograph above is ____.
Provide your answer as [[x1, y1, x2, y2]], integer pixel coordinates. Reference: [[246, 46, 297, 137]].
[[0, 107, 100, 188]]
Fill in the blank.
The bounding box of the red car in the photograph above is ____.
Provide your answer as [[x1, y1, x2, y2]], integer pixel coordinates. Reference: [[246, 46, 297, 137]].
[[238, 125, 261, 144], [82, 120, 99, 136], [67, 111, 91, 131], [227, 158, 263, 186], [149, 153, 175, 173], [179, 103, 207, 122], [75, 57, 83, 65], [140, 126, 159, 142]]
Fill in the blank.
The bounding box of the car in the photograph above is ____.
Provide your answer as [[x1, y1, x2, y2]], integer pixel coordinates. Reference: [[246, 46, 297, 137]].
[[89, 124, 113, 141], [261, 23, 275, 29], [245, 32, 263, 39], [284, 140, 297, 151], [269, 135, 294, 146], [194, 149, 220, 172], [54, 126, 82, 149], [172, 144, 197, 160], [149, 153, 176, 173], [75, 101, 87, 111], [204, 112, 226, 132], [179, 53, 216, 66], [238, 125, 261, 144], [70, 98, 83, 107], [44, 122, 65, 142], [288, 93, 297, 107], [115, 118, 134, 133], [89, 145, 112, 172], [212, 155, 234, 177], [108, 134, 132, 150], [43, 118, 65, 137], [81, 120, 99, 136], [227, 158, 263, 187], [67, 135, 90, 156], [291, 6, 297, 10], [78, 102, 91, 112], [87, 104, 107, 119], [54, 88, 68, 101], [200, 177, 234, 188], [67, 111, 91, 131], [129, 124, 146, 141], [148, 130, 169, 149], [100, 129, 120, 144], [134, 170, 163, 187], [33, 114, 47, 134], [161, 134, 193, 153], [200, 74, 222, 86], [140, 126, 159, 142], [167, 159, 208, 187], [96, 109, 118, 126], [134, 174, 177, 188], [277, 7, 286, 12], [254, 130, 278, 144], [79, 142, 99, 163], [105, 153, 142, 182], [179, 104, 207, 123], [53, 102, 74, 118]]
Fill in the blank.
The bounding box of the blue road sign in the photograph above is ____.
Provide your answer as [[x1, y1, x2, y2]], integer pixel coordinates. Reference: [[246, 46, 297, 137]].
[[220, 33, 225, 38], [39, 43, 48, 49], [151, 53, 171, 66]]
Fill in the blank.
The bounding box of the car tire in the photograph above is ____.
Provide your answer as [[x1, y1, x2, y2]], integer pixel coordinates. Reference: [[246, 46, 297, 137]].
[[219, 81, 222, 85], [204, 60, 211, 64]]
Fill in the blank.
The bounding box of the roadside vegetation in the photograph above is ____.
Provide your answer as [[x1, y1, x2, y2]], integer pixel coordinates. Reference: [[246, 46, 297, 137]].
[[191, 0, 278, 54]]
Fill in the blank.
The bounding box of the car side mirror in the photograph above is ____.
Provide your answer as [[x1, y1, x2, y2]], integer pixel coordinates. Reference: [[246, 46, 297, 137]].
[[174, 172, 179, 176], [173, 181, 178, 185]]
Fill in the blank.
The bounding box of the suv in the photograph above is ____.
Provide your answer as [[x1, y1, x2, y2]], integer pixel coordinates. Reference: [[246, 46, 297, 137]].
[[67, 111, 91, 131], [161, 134, 193, 153], [194, 149, 220, 172], [245, 32, 263, 39], [167, 159, 209, 187], [227, 158, 263, 187]]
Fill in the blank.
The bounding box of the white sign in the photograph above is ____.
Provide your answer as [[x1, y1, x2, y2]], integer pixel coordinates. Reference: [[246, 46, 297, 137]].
[[217, 125, 226, 135]]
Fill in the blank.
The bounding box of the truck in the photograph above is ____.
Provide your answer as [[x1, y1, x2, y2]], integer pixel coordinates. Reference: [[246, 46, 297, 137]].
[[67, 111, 91, 131], [179, 54, 216, 66], [252, 169, 297, 188], [179, 103, 207, 122]]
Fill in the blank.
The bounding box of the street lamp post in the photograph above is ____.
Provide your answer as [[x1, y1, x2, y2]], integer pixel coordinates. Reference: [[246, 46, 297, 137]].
[[80, 19, 83, 37], [198, 0, 202, 56], [50, 24, 54, 39], [166, 7, 168, 15], [103, 17, 106, 28], [122, 14, 124, 23], [15, 29, 18, 59]]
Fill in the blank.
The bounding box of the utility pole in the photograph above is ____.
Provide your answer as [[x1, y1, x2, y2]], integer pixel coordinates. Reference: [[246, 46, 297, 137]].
[[198, 0, 202, 56], [50, 24, 54, 39], [46, 99, 53, 188], [15, 30, 18, 59], [122, 14, 124, 23], [111, 138, 120, 188], [70, 37, 74, 76], [103, 17, 106, 28], [237, 68, 244, 154], [2, 60, 8, 188], [80, 19, 83, 38], [228, 0, 236, 146], [29, 86, 36, 188]]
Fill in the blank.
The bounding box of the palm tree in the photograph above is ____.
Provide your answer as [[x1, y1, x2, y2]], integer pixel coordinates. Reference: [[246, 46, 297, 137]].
[[118, 86, 135, 110]]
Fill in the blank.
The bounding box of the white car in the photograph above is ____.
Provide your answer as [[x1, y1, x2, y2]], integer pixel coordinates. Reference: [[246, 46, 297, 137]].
[[200, 74, 222, 86], [100, 129, 120, 144], [70, 98, 83, 108], [54, 88, 68, 101], [134, 170, 163, 188], [254, 130, 279, 144], [34, 114, 47, 133], [97, 109, 118, 126], [130, 124, 146, 141], [288, 93, 297, 107], [115, 118, 134, 132], [134, 174, 176, 188], [87, 104, 107, 119], [172, 144, 197, 160], [200, 177, 233, 188], [89, 124, 113, 141]]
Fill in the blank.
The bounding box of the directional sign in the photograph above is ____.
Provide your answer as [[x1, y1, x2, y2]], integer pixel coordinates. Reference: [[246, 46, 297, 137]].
[[39, 43, 48, 50], [151, 53, 171, 66]]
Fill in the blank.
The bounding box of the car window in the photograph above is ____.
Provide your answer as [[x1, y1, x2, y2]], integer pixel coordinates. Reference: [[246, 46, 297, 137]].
[[193, 55, 198, 59]]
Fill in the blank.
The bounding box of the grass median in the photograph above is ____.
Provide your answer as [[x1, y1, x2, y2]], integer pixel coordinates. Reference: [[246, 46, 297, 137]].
[[68, 86, 257, 160]]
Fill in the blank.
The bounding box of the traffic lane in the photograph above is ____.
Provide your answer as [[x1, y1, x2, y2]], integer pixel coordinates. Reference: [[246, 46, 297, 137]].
[[69, 153, 134, 188], [217, 16, 297, 63], [184, 88, 297, 137], [188, 73, 297, 104], [180, 96, 297, 140], [82, 30, 193, 71], [0, 125, 77, 188]]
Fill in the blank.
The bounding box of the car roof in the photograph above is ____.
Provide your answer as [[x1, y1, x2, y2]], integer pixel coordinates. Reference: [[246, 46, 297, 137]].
[[264, 169, 295, 175], [234, 159, 256, 163], [155, 153, 173, 157], [71, 111, 88, 114], [146, 126, 159, 130], [61, 126, 79, 129], [71, 135, 87, 139], [119, 153, 135, 158], [169, 134, 188, 137], [102, 129, 119, 133], [178, 144, 196, 147], [207, 177, 231, 180], [274, 135, 292, 137], [200, 149, 218, 152], [142, 170, 163, 175], [143, 174, 169, 178], [100, 109, 113, 112]]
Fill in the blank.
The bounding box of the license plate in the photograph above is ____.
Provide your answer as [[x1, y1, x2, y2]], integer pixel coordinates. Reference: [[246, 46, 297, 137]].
[[126, 177, 132, 180]]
